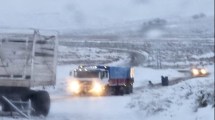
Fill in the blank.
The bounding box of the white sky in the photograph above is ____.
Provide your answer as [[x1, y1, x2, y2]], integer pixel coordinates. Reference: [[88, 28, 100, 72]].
[[0, 0, 214, 30]]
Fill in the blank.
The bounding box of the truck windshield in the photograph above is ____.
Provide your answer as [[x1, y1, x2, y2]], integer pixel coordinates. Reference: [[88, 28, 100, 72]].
[[74, 71, 99, 78]]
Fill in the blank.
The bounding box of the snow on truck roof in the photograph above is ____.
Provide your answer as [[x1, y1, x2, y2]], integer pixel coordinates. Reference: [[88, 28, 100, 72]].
[[74, 66, 107, 72]]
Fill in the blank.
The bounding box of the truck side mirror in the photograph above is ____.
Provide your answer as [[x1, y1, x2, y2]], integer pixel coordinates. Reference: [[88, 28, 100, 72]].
[[70, 71, 72, 76]]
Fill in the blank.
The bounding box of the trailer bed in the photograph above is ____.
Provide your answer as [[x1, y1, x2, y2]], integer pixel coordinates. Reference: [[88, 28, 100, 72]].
[[0, 29, 58, 87]]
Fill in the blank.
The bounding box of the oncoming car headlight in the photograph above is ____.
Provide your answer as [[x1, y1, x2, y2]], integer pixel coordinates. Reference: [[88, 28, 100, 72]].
[[67, 80, 80, 94], [200, 68, 207, 75], [192, 68, 199, 76]]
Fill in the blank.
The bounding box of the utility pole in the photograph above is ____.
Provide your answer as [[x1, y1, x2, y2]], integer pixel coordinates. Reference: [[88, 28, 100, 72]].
[[156, 49, 162, 69]]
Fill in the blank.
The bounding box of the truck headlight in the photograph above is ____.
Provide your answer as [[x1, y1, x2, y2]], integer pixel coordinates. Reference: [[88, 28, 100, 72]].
[[91, 82, 103, 95], [200, 69, 207, 75], [192, 68, 199, 76], [68, 80, 80, 94]]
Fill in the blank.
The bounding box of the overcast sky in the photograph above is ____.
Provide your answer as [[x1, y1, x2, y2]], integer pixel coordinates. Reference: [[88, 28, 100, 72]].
[[0, 0, 214, 30]]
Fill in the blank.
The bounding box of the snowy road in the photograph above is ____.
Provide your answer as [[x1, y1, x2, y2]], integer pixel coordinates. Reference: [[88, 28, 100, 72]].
[[46, 66, 213, 120], [48, 95, 142, 120], [42, 65, 196, 120], [46, 65, 143, 120], [0, 65, 213, 120]]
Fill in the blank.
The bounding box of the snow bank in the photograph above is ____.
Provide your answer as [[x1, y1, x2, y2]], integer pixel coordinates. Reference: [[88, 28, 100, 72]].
[[128, 65, 214, 120], [134, 67, 184, 87]]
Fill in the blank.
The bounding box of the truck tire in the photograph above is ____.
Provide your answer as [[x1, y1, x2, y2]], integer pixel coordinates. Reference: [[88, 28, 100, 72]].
[[109, 86, 116, 95], [103, 85, 110, 96], [119, 86, 125, 96], [0, 87, 31, 112], [112, 87, 117, 95], [125, 84, 133, 94], [1, 100, 11, 112], [30, 91, 50, 116], [125, 85, 130, 94]]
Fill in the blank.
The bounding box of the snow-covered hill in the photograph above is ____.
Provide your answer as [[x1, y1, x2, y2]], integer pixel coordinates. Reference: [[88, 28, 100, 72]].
[[128, 65, 214, 120]]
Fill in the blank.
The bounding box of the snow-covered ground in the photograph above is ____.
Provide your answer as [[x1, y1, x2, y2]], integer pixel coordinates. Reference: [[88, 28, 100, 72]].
[[58, 46, 130, 65], [0, 40, 214, 120], [37, 63, 213, 120], [31, 58, 213, 120], [128, 65, 214, 120], [0, 0, 214, 119]]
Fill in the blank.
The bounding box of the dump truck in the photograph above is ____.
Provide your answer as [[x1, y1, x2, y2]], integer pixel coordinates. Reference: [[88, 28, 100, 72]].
[[67, 66, 109, 96], [0, 28, 58, 117], [68, 65, 134, 96]]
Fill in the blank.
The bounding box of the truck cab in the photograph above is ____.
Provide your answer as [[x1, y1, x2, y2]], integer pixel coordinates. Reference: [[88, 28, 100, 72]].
[[68, 65, 134, 96], [68, 66, 109, 95]]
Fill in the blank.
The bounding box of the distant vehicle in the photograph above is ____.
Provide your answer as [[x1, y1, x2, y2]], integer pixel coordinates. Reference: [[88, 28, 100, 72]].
[[191, 67, 208, 77], [0, 28, 58, 117], [68, 65, 134, 96]]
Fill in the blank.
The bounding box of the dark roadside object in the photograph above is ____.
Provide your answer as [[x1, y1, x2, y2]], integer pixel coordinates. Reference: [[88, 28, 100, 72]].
[[161, 76, 169, 86], [148, 81, 154, 87]]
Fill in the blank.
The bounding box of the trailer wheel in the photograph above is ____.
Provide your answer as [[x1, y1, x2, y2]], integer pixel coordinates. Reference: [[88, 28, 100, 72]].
[[30, 91, 50, 116], [119, 86, 125, 95], [111, 86, 119, 95], [109, 86, 115, 95], [1, 100, 11, 112], [115, 86, 121, 95], [125, 84, 133, 94], [125, 86, 130, 94]]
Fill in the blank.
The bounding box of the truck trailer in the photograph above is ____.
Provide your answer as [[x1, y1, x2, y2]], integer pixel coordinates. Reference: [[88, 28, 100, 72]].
[[107, 66, 134, 95], [0, 28, 58, 117]]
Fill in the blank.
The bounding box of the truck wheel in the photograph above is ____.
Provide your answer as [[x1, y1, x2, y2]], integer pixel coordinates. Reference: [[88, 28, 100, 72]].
[[119, 86, 125, 96], [30, 91, 50, 116], [104, 85, 110, 96], [115, 86, 121, 95], [109, 87, 116, 95], [125, 86, 130, 94], [1, 101, 11, 112], [126, 84, 133, 94]]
